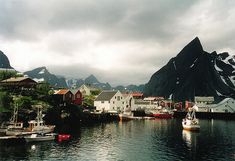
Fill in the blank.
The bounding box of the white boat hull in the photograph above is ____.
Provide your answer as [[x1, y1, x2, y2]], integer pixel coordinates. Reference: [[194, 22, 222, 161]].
[[182, 124, 200, 131], [24, 134, 55, 142]]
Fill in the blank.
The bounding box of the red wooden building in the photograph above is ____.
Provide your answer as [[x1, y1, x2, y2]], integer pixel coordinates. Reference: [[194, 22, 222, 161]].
[[53, 89, 73, 106], [71, 89, 82, 105]]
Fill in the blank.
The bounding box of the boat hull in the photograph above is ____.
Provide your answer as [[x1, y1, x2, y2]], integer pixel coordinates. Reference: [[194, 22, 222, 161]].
[[182, 124, 200, 131], [24, 134, 55, 142], [152, 113, 173, 119], [119, 114, 133, 121]]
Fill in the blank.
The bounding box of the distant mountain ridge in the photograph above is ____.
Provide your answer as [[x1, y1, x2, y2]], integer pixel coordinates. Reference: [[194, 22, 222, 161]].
[[0, 50, 14, 70], [66, 75, 112, 90], [144, 37, 235, 101], [24, 67, 68, 88], [1, 50, 145, 92]]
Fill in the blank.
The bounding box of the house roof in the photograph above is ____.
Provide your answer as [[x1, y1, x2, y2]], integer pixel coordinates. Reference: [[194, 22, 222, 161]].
[[80, 84, 99, 91], [131, 92, 143, 97], [70, 89, 81, 95], [95, 91, 117, 101], [144, 96, 164, 101], [195, 96, 214, 102], [54, 89, 70, 95], [1, 77, 36, 83]]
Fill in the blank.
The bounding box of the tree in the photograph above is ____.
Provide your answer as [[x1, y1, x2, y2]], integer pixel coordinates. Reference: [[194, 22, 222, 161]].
[[83, 95, 96, 108], [36, 82, 51, 96], [15, 96, 33, 109], [0, 70, 17, 81], [0, 91, 13, 112]]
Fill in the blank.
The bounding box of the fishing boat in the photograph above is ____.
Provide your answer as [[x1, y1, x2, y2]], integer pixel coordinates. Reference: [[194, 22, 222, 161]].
[[4, 104, 27, 136], [27, 107, 55, 134], [6, 106, 55, 136], [182, 107, 200, 131], [24, 133, 56, 142]]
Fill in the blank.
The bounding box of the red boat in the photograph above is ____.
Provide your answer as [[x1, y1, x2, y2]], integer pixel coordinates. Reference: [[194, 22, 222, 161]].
[[58, 134, 71, 142], [152, 112, 173, 119], [150, 109, 173, 119]]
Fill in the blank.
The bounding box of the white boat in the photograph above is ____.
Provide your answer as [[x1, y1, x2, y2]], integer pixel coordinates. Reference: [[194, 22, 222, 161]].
[[24, 133, 56, 142], [6, 106, 55, 136], [27, 107, 55, 134], [28, 120, 55, 134], [5, 104, 26, 136], [182, 107, 200, 131]]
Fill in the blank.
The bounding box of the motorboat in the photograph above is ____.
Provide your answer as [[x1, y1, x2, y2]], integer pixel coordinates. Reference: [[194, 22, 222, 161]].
[[119, 112, 133, 121], [182, 107, 200, 131], [24, 133, 56, 142]]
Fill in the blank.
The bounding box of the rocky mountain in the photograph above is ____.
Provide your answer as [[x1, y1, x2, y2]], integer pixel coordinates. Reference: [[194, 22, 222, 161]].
[[114, 84, 145, 92], [66, 74, 112, 90], [24, 67, 68, 88], [144, 37, 235, 101], [0, 50, 14, 70], [67, 74, 145, 92]]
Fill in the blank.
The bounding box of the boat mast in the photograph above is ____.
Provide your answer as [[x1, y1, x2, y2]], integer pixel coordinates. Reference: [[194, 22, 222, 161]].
[[10, 102, 18, 124]]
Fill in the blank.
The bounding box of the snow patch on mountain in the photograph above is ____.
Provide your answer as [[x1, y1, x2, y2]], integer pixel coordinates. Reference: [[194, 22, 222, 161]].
[[38, 69, 45, 74], [33, 78, 45, 82], [190, 58, 198, 68]]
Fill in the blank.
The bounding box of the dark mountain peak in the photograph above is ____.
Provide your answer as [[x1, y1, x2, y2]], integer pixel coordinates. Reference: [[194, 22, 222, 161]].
[[176, 37, 203, 59], [0, 50, 13, 69], [218, 52, 229, 60], [172, 37, 204, 72], [144, 37, 235, 101], [85, 74, 100, 84]]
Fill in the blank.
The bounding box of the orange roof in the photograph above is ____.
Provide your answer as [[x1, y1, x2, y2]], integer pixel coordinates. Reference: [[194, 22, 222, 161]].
[[55, 89, 70, 95], [131, 92, 143, 97]]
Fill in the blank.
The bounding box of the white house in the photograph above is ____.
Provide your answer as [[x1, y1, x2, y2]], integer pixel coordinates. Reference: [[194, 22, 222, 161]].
[[209, 98, 235, 113], [194, 96, 215, 112], [94, 90, 124, 112], [79, 84, 100, 96], [194, 98, 235, 113], [122, 93, 134, 112]]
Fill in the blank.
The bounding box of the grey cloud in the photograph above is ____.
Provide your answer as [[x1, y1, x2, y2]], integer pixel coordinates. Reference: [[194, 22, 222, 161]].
[[48, 63, 154, 86], [1, 0, 235, 86], [0, 0, 197, 43]]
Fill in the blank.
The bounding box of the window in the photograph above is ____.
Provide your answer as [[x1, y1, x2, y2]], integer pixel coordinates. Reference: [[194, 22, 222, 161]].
[[101, 101, 104, 103], [113, 101, 115, 104], [117, 96, 120, 101], [122, 102, 124, 104]]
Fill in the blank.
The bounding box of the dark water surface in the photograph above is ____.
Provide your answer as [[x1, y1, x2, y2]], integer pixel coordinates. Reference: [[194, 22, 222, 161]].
[[0, 119, 234, 161]]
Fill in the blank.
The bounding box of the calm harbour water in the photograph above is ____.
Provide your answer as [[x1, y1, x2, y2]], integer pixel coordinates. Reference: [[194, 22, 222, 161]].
[[0, 119, 234, 161]]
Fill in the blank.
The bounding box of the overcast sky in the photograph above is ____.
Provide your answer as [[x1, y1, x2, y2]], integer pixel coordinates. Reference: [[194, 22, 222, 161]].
[[0, 0, 235, 86]]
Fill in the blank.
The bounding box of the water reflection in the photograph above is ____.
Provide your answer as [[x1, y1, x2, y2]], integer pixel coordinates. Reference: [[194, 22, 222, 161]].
[[0, 120, 234, 160], [182, 130, 199, 150]]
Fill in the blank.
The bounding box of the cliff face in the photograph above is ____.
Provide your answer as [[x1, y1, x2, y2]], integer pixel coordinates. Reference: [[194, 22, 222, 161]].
[[144, 37, 235, 101], [0, 50, 13, 69]]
